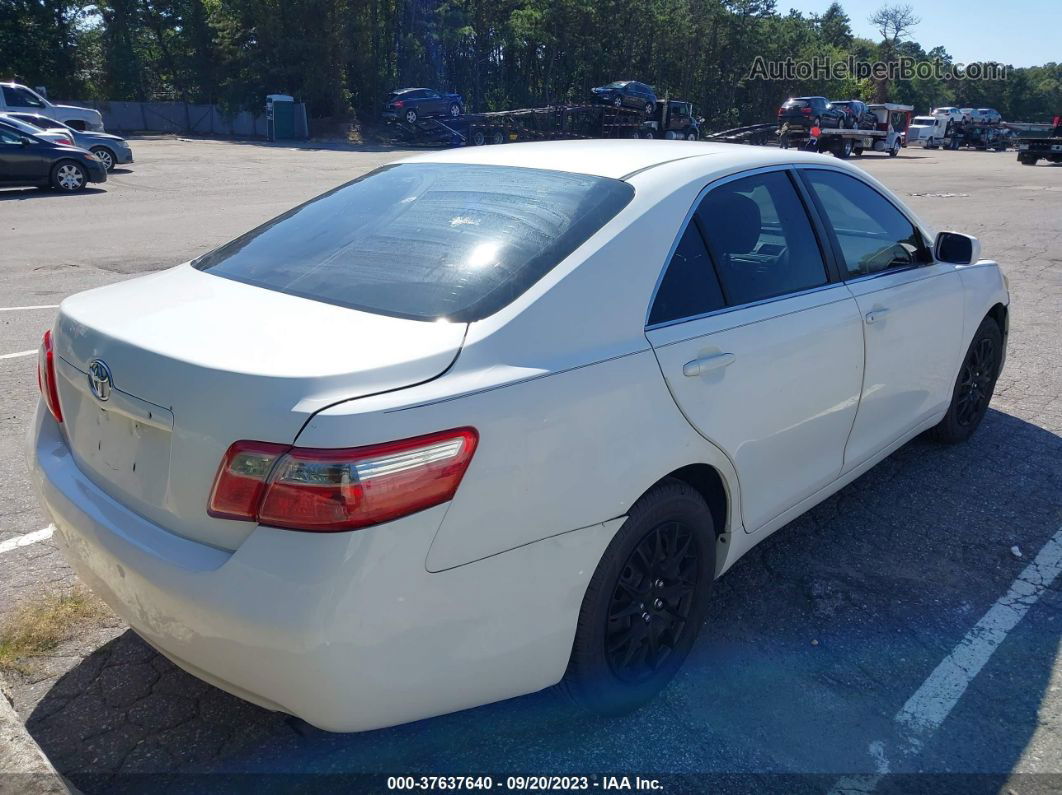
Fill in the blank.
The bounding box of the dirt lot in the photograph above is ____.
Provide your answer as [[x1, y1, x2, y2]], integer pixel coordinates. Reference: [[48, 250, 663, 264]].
[[1, 138, 1060, 792]]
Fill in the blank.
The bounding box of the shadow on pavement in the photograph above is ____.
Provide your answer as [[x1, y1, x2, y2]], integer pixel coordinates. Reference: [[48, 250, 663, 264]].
[[26, 408, 1062, 792], [0, 187, 107, 201]]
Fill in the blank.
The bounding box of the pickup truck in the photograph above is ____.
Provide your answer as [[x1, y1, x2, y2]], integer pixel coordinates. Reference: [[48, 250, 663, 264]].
[[0, 83, 104, 131]]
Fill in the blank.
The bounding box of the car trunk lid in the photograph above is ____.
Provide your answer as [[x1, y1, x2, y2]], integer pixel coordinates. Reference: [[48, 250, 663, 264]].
[[52, 264, 466, 550]]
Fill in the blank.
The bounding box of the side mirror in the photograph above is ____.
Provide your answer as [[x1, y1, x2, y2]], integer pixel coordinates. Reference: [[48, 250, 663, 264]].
[[20, 135, 33, 146], [935, 231, 981, 265]]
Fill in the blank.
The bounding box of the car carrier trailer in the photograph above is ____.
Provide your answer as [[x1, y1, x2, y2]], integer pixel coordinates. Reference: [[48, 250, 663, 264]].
[[385, 98, 700, 147], [777, 103, 912, 158]]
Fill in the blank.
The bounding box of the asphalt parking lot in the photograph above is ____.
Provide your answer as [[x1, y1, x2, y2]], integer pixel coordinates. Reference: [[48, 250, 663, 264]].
[[1, 138, 1060, 793]]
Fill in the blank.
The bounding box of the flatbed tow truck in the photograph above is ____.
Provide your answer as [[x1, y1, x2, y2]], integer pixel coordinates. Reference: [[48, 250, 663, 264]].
[[777, 103, 913, 158], [1014, 115, 1062, 165], [386, 97, 701, 147]]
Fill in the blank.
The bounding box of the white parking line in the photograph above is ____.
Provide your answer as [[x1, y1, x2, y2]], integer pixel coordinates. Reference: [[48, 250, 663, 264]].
[[831, 526, 1062, 791], [0, 349, 36, 360], [0, 525, 55, 555], [896, 527, 1062, 744], [0, 304, 59, 312]]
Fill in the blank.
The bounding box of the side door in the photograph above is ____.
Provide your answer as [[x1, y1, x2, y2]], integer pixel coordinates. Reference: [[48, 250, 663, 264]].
[[797, 167, 965, 470], [646, 168, 865, 534], [422, 90, 444, 116], [0, 126, 42, 182]]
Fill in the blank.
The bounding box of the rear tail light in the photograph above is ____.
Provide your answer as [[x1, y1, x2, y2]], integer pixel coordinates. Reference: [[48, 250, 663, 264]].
[[208, 428, 478, 531], [802, 107, 812, 115], [60, 136, 73, 145], [37, 330, 63, 423], [392, 100, 404, 108]]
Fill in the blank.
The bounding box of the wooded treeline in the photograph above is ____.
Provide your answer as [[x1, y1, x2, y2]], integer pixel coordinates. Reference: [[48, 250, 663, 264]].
[[3, 0, 1059, 125]]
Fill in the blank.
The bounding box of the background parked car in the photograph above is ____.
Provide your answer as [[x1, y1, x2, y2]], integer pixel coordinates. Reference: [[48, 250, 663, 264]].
[[777, 96, 847, 129], [975, 108, 1002, 123], [0, 120, 107, 191], [3, 112, 133, 171], [591, 81, 657, 115], [932, 107, 965, 124], [383, 88, 464, 124], [829, 100, 874, 129], [0, 113, 74, 146], [0, 82, 104, 131]]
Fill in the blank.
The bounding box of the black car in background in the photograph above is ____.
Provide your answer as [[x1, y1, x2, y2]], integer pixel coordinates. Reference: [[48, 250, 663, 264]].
[[591, 81, 657, 115], [383, 88, 465, 124], [0, 120, 107, 192], [829, 100, 874, 129], [777, 96, 848, 130]]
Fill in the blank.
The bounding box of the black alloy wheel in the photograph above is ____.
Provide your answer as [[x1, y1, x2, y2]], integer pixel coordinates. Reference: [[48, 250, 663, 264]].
[[605, 521, 700, 684], [930, 317, 1003, 443], [955, 334, 998, 428]]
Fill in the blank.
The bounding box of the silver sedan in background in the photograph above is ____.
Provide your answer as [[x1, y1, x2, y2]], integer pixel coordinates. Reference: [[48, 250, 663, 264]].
[[1, 112, 133, 171]]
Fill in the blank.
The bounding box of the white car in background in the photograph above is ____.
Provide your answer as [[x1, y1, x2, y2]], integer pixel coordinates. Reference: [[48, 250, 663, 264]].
[[932, 106, 964, 124], [30, 141, 1009, 732], [0, 82, 104, 131]]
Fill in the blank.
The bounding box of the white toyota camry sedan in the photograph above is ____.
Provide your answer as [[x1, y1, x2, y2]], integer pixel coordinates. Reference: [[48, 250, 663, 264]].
[[30, 140, 1009, 731]]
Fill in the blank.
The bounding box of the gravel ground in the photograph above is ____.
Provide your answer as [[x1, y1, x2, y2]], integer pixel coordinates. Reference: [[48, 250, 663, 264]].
[[0, 138, 1059, 793]]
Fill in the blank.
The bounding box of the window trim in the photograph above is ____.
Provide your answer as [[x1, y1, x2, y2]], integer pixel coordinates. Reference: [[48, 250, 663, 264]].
[[644, 165, 840, 330], [793, 165, 934, 283]]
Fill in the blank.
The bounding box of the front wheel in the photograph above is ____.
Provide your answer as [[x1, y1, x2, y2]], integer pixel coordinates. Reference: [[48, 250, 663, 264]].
[[90, 146, 115, 171], [889, 143, 900, 157], [686, 131, 697, 141], [564, 480, 715, 716], [835, 138, 853, 158], [612, 96, 624, 108], [929, 317, 1002, 443], [51, 160, 87, 192], [644, 102, 654, 116], [449, 102, 462, 118]]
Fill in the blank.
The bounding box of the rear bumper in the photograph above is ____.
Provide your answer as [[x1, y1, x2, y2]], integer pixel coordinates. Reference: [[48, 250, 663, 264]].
[[29, 408, 615, 731]]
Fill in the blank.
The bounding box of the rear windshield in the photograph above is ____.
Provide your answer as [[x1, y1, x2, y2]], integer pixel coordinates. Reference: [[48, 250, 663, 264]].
[[783, 99, 809, 108], [193, 163, 634, 322]]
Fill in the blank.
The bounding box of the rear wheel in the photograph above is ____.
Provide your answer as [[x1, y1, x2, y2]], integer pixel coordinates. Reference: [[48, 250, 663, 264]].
[[471, 130, 486, 146], [564, 480, 714, 716], [51, 160, 87, 192], [889, 142, 900, 157], [644, 102, 654, 116], [449, 102, 462, 118], [930, 318, 1002, 444], [686, 131, 697, 141], [1019, 155, 1038, 165], [490, 129, 505, 145], [641, 130, 656, 139], [404, 108, 418, 124], [853, 146, 864, 156], [664, 130, 677, 140], [835, 138, 853, 158], [613, 96, 624, 108]]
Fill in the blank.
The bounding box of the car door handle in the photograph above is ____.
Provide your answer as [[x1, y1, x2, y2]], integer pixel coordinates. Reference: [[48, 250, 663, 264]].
[[865, 308, 890, 324], [683, 353, 736, 377]]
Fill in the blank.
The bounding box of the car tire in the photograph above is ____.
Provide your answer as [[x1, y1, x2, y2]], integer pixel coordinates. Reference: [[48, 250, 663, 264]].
[[613, 96, 624, 108], [563, 479, 715, 716], [929, 317, 1003, 444], [51, 160, 87, 192], [404, 109, 418, 124], [664, 130, 677, 140], [641, 130, 655, 139], [644, 102, 654, 116], [449, 103, 462, 118], [686, 131, 697, 141], [490, 130, 505, 145], [853, 146, 863, 156], [90, 146, 116, 171], [1020, 156, 1037, 165], [889, 143, 900, 157], [471, 130, 486, 146], [836, 138, 853, 158]]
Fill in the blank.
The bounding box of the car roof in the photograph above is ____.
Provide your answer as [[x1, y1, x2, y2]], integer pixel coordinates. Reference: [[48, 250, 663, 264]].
[[398, 139, 838, 181]]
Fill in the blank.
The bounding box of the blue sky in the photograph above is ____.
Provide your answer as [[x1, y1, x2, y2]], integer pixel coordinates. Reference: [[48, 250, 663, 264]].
[[783, 0, 1060, 67]]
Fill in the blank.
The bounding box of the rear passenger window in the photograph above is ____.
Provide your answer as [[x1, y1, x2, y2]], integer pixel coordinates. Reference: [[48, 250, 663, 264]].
[[802, 170, 929, 277], [695, 171, 828, 306], [648, 224, 725, 325]]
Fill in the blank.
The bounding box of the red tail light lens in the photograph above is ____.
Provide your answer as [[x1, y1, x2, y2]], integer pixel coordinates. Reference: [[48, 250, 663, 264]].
[[802, 107, 812, 115], [392, 100, 404, 108], [37, 330, 63, 423], [208, 428, 478, 531]]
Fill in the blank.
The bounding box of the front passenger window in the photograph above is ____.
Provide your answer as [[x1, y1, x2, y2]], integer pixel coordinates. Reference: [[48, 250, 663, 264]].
[[802, 170, 929, 277]]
